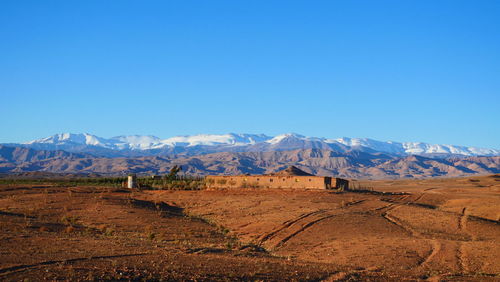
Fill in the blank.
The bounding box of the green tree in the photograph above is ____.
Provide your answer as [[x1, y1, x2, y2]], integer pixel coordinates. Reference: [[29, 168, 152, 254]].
[[166, 165, 181, 180]]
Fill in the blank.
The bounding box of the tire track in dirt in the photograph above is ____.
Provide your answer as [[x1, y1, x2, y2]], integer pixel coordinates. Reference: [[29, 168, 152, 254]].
[[259, 200, 366, 248], [423, 187, 438, 192], [382, 192, 471, 275], [450, 209, 471, 275], [381, 209, 421, 237], [370, 195, 421, 241], [457, 207, 476, 242], [420, 241, 466, 278], [457, 242, 468, 274], [418, 240, 441, 268], [0, 253, 148, 276], [458, 207, 467, 232], [372, 202, 395, 211], [257, 210, 326, 245], [401, 194, 412, 200], [412, 192, 426, 204], [236, 222, 253, 229], [273, 213, 337, 249], [374, 194, 410, 211], [379, 191, 449, 273], [375, 196, 413, 235], [343, 199, 366, 207], [380, 191, 428, 238]]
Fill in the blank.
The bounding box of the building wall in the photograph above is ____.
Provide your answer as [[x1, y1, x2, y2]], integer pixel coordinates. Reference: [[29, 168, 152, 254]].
[[332, 178, 349, 190], [205, 175, 333, 190]]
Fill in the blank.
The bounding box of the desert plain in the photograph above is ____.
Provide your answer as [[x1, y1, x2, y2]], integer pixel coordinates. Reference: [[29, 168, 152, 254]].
[[0, 175, 499, 281]]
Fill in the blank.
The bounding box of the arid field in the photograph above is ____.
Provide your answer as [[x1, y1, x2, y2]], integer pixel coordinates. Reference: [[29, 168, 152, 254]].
[[0, 175, 499, 281]]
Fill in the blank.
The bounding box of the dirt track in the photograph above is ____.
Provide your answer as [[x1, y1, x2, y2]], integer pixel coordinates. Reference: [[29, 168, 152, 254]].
[[0, 175, 499, 280], [141, 174, 500, 280]]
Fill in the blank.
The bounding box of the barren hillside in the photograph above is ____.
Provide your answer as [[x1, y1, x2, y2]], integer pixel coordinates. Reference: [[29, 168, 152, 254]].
[[1, 145, 498, 179]]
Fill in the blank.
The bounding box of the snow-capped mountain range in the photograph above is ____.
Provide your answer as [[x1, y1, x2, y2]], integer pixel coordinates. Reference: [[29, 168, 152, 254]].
[[13, 133, 500, 157]]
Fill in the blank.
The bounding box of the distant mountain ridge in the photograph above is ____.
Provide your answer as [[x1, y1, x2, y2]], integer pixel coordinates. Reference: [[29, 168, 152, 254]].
[[1, 133, 498, 179], [10, 132, 500, 157], [1, 145, 498, 179]]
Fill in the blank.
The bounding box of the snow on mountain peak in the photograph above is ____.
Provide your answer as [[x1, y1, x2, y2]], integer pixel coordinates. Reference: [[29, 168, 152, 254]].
[[330, 137, 406, 154], [20, 133, 499, 156], [162, 133, 272, 147], [401, 142, 499, 156], [266, 133, 306, 144], [25, 133, 102, 146], [110, 135, 163, 150]]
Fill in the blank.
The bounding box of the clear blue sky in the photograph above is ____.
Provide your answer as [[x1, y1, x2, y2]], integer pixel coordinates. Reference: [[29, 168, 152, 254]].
[[0, 1, 499, 148]]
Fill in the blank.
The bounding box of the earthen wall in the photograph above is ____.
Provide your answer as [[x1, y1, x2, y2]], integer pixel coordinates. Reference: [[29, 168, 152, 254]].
[[205, 175, 346, 190]]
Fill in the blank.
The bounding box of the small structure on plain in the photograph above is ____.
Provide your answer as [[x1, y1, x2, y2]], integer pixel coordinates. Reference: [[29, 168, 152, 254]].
[[205, 166, 349, 190], [127, 174, 137, 189]]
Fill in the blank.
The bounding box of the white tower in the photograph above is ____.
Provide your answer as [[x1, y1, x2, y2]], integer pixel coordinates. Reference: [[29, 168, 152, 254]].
[[127, 174, 137, 189]]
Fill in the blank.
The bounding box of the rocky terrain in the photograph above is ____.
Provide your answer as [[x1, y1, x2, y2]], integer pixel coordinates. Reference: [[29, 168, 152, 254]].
[[1, 145, 499, 179], [0, 175, 498, 280]]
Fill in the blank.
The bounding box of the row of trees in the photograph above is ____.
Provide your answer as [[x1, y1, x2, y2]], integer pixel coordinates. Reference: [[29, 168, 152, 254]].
[[133, 165, 204, 190], [0, 166, 205, 190]]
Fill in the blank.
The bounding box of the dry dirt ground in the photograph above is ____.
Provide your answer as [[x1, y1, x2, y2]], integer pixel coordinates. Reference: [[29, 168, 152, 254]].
[[0, 175, 499, 281]]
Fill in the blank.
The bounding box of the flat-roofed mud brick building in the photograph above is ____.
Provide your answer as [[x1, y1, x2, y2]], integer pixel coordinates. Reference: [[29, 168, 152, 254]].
[[205, 166, 349, 190]]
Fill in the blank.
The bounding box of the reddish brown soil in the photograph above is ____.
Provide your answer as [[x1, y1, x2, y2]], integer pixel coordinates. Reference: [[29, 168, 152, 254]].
[[1, 175, 499, 281]]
